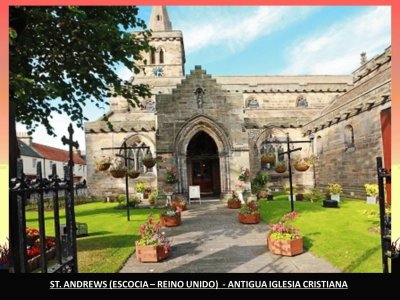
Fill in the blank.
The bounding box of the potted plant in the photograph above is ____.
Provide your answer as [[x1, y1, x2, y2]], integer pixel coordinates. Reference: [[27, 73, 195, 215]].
[[284, 183, 297, 201], [25, 227, 56, 271], [275, 161, 287, 173], [143, 155, 158, 168], [160, 205, 182, 227], [115, 194, 140, 209], [227, 191, 242, 209], [165, 166, 178, 184], [128, 169, 140, 179], [364, 183, 378, 204], [95, 156, 112, 171], [135, 181, 148, 200], [238, 201, 260, 224], [171, 194, 188, 211], [261, 152, 275, 164], [328, 183, 342, 202], [109, 162, 127, 178], [148, 190, 158, 207], [267, 211, 303, 256], [135, 215, 171, 262], [238, 167, 250, 182], [293, 155, 316, 172]]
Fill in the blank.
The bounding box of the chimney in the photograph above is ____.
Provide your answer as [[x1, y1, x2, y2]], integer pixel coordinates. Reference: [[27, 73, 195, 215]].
[[17, 132, 32, 146]]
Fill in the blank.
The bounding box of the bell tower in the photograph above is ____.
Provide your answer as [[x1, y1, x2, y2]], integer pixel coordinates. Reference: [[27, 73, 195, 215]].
[[137, 6, 185, 80]]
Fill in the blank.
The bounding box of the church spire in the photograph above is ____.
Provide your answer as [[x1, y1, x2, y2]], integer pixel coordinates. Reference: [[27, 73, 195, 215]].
[[149, 6, 172, 31]]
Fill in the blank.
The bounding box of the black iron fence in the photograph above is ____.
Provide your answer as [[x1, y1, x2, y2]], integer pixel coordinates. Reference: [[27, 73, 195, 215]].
[[9, 124, 83, 273]]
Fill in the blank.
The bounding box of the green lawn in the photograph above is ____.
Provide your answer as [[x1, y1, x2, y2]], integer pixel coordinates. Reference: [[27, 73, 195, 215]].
[[26, 202, 162, 272], [259, 195, 381, 272]]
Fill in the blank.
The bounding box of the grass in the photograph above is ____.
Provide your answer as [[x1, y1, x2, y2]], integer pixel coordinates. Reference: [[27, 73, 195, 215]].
[[259, 194, 381, 272], [26, 202, 162, 273]]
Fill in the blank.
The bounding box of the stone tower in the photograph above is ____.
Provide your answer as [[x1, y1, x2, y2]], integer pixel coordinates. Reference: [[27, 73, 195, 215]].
[[136, 6, 186, 80]]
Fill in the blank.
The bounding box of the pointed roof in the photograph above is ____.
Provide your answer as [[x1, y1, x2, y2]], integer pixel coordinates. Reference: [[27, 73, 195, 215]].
[[32, 143, 86, 165], [149, 6, 172, 31]]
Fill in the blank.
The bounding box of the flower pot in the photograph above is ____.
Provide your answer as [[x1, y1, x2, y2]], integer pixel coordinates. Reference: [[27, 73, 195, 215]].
[[331, 194, 340, 202], [366, 196, 376, 204], [275, 165, 287, 173], [172, 202, 187, 211], [128, 171, 140, 179], [294, 161, 309, 172], [227, 201, 241, 209], [267, 234, 304, 256], [110, 170, 126, 178], [96, 162, 111, 171], [261, 155, 275, 164], [135, 242, 170, 263], [160, 214, 181, 227], [239, 213, 260, 224], [143, 160, 156, 168]]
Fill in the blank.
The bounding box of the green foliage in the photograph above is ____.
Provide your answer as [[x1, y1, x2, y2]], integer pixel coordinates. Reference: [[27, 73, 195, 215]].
[[304, 188, 324, 203], [364, 183, 378, 197], [135, 181, 148, 193], [251, 171, 269, 194], [328, 183, 342, 195], [258, 196, 381, 272], [284, 183, 297, 194], [10, 6, 153, 135], [115, 194, 140, 209]]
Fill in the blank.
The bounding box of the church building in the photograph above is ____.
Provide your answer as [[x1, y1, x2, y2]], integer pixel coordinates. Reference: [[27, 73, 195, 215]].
[[85, 6, 391, 200]]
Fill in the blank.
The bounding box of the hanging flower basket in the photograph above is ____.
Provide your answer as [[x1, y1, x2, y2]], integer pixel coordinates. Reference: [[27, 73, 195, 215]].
[[275, 162, 287, 173], [294, 161, 309, 172], [143, 157, 157, 168], [110, 170, 126, 178], [128, 170, 140, 179], [95, 157, 112, 171], [261, 153, 275, 164]]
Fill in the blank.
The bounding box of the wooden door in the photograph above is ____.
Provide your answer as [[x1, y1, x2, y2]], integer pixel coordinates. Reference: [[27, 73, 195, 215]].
[[192, 160, 213, 194]]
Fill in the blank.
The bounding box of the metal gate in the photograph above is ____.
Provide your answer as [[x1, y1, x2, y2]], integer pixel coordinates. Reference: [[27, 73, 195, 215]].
[[9, 124, 84, 273]]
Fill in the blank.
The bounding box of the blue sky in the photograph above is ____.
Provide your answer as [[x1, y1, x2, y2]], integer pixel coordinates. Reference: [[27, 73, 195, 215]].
[[17, 5, 391, 150]]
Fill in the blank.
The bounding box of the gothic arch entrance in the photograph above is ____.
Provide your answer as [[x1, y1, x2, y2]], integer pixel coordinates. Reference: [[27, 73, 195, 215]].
[[175, 115, 231, 198], [187, 131, 220, 196]]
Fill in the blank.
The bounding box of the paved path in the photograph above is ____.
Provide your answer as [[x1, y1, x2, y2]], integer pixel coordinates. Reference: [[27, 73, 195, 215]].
[[120, 202, 340, 273]]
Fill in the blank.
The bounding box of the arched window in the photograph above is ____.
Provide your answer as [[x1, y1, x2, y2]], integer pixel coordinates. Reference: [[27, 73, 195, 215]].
[[124, 138, 154, 173], [150, 50, 156, 65], [316, 136, 323, 155], [159, 49, 164, 64], [246, 97, 259, 108], [344, 125, 355, 150], [156, 15, 161, 21], [296, 95, 308, 107]]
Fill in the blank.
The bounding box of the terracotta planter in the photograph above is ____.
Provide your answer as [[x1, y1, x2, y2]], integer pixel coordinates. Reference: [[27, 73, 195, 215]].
[[135, 242, 170, 262], [27, 247, 56, 272], [110, 170, 126, 178], [227, 200, 241, 209], [96, 162, 111, 171], [239, 213, 260, 224], [294, 161, 309, 172], [160, 214, 181, 227], [261, 155, 275, 164], [267, 234, 304, 256]]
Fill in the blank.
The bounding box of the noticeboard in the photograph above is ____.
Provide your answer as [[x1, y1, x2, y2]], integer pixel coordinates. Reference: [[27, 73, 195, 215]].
[[189, 185, 200, 199]]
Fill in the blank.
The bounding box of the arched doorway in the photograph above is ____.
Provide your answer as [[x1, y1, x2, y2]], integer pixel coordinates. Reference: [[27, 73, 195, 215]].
[[187, 131, 221, 197]]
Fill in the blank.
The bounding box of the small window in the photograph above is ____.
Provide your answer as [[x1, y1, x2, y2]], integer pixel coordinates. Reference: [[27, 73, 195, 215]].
[[159, 49, 164, 64], [344, 125, 355, 150], [296, 96, 308, 107], [246, 98, 259, 108], [32, 158, 37, 169], [150, 50, 155, 64], [156, 15, 161, 21], [49, 160, 53, 167]]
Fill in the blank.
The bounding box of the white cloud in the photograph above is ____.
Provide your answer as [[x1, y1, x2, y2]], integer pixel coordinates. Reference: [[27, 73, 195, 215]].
[[281, 6, 391, 75], [17, 113, 86, 152], [176, 7, 315, 54]]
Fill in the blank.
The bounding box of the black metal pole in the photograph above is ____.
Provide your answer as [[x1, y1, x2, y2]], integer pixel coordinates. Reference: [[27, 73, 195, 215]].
[[124, 142, 130, 221], [376, 157, 388, 273], [287, 133, 294, 212]]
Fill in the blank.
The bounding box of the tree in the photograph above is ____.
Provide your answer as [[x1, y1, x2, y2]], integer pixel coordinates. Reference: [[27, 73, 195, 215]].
[[10, 6, 152, 135], [8, 6, 152, 272]]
